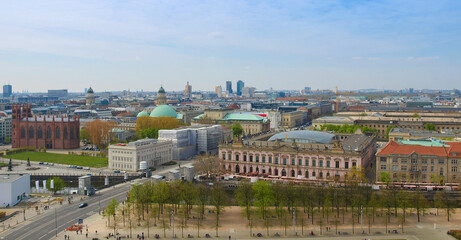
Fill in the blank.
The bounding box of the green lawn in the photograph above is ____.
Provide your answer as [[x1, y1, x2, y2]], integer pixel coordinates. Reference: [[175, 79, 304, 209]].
[[6, 152, 108, 168]]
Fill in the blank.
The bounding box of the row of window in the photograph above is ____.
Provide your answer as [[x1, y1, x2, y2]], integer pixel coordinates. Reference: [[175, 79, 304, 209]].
[[20, 125, 77, 139], [229, 165, 335, 178], [223, 153, 357, 169], [381, 165, 458, 174], [389, 172, 458, 181], [380, 157, 459, 165]]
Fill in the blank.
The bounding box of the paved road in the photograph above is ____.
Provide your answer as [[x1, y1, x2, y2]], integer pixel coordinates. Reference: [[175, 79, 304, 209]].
[[0, 181, 133, 240], [0, 161, 193, 240]]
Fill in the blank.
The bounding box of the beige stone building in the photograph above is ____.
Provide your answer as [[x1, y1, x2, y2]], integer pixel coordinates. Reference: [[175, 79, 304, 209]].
[[281, 111, 303, 129]]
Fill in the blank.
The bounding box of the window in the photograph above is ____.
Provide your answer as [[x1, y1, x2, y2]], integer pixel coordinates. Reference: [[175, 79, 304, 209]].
[[352, 162, 357, 167], [21, 126, 25, 138], [381, 165, 387, 170], [312, 171, 316, 177], [401, 165, 407, 171], [431, 159, 434, 164], [283, 158, 287, 165], [421, 159, 427, 164], [392, 165, 398, 171], [275, 157, 279, 164], [452, 166, 458, 172], [452, 159, 458, 165], [222, 154, 226, 160], [440, 168, 444, 176], [229, 154, 232, 160], [305, 159, 309, 166], [291, 158, 295, 166], [431, 166, 434, 172], [411, 165, 417, 171], [401, 158, 407, 164], [335, 161, 340, 168], [319, 160, 323, 167], [269, 156, 272, 164], [421, 166, 427, 172], [29, 126, 34, 138], [262, 156, 266, 163], [56, 126, 60, 139], [256, 156, 259, 162], [70, 127, 74, 139], [312, 160, 316, 167], [327, 161, 330, 168], [298, 159, 302, 166], [393, 158, 398, 163], [244, 155, 247, 162], [411, 159, 418, 164], [236, 155, 240, 161], [345, 162, 349, 169], [63, 126, 68, 139], [249, 155, 253, 162], [380, 157, 387, 163], [47, 126, 52, 138], [38, 126, 43, 139], [439, 159, 445, 164]]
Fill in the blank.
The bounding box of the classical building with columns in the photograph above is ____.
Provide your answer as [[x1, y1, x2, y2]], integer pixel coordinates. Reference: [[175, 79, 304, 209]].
[[219, 130, 376, 181]]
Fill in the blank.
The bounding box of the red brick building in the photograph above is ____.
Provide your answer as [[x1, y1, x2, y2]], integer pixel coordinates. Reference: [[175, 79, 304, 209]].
[[12, 104, 80, 149]]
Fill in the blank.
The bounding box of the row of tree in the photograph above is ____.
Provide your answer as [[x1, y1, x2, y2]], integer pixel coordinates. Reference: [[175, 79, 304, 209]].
[[104, 179, 458, 238]]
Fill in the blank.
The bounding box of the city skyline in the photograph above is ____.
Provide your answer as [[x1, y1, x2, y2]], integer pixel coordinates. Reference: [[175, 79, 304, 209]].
[[1, 1, 461, 92]]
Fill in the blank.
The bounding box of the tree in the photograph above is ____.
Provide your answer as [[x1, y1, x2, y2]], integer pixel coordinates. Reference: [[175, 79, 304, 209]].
[[46, 177, 66, 195], [104, 198, 120, 236], [210, 183, 228, 237], [397, 191, 410, 223], [253, 181, 275, 235], [235, 181, 255, 236], [139, 128, 159, 139], [84, 119, 118, 149], [196, 184, 209, 237], [194, 153, 221, 179], [386, 125, 397, 139], [380, 172, 390, 185], [4, 136, 10, 143], [411, 190, 429, 222], [80, 129, 89, 143], [425, 123, 436, 131], [231, 122, 243, 138]]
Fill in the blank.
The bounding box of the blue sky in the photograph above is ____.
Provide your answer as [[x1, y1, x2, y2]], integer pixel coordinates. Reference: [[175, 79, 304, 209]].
[[0, 0, 460, 92]]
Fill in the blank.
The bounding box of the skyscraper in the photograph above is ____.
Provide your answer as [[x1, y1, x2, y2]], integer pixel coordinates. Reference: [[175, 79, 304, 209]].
[[226, 81, 232, 94], [3, 84, 12, 98], [237, 80, 244, 96]]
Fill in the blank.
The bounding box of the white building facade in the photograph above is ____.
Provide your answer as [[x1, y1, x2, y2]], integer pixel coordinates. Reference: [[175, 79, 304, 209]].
[[0, 117, 12, 143], [0, 174, 30, 207], [108, 139, 173, 171]]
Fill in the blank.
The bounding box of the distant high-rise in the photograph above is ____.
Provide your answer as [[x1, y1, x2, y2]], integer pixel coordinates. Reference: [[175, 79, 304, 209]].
[[226, 81, 232, 94], [3, 84, 12, 98], [237, 80, 244, 96], [48, 89, 68, 98], [215, 86, 222, 97], [184, 81, 192, 97]]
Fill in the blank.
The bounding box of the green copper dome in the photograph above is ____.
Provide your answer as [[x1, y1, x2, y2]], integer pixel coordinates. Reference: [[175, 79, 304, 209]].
[[158, 86, 165, 93], [150, 104, 177, 118], [87, 87, 94, 94], [137, 111, 150, 117]]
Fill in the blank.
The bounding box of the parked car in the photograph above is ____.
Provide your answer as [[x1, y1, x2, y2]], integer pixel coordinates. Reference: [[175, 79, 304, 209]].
[[84, 167, 90, 170], [39, 162, 44, 165], [44, 162, 48, 165], [114, 170, 120, 173], [76, 166, 83, 169], [49, 163, 54, 166], [78, 203, 88, 208]]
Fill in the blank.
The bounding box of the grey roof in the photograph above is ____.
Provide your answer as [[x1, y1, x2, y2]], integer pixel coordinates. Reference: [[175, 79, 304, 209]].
[[342, 135, 371, 152], [268, 130, 334, 144], [0, 174, 29, 183]]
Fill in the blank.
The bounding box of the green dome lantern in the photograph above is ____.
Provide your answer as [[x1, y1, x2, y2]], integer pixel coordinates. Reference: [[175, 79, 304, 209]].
[[137, 111, 150, 117]]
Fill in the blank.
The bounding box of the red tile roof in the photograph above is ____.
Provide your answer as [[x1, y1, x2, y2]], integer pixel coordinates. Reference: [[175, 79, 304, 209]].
[[377, 141, 447, 157]]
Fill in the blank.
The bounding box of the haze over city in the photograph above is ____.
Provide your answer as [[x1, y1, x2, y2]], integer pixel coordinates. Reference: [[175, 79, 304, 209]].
[[1, 0, 461, 92]]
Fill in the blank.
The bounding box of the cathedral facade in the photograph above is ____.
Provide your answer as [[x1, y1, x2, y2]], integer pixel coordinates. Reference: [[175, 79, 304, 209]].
[[12, 104, 80, 149]]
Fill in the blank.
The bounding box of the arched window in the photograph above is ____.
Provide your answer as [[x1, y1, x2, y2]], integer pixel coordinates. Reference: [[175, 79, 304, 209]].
[[47, 126, 52, 138], [235, 165, 240, 173], [38, 126, 43, 139], [29, 126, 34, 138], [21, 126, 26, 138], [56, 127, 60, 139], [274, 169, 279, 176], [63, 126, 68, 139], [70, 127, 74, 139], [291, 170, 295, 177]]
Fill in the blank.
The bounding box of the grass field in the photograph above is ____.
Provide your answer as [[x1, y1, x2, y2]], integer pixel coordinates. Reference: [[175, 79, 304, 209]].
[[6, 152, 108, 168]]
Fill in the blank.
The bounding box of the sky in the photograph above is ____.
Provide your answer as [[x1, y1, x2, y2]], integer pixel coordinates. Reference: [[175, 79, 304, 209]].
[[0, 0, 461, 93]]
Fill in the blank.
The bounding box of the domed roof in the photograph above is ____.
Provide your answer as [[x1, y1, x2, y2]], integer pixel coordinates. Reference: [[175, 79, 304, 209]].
[[158, 86, 165, 94], [268, 130, 334, 144], [87, 87, 94, 94], [150, 104, 177, 118], [137, 111, 150, 117]]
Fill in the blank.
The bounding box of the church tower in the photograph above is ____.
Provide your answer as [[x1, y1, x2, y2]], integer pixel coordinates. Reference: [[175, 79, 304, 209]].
[[86, 87, 95, 106], [157, 86, 166, 105]]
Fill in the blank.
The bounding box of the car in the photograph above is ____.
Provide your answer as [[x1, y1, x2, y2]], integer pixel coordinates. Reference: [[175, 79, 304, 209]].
[[39, 162, 44, 165], [44, 162, 48, 165], [78, 203, 88, 208], [49, 163, 54, 166], [114, 170, 120, 173], [83, 147, 89, 150], [76, 166, 83, 169], [84, 167, 90, 170]]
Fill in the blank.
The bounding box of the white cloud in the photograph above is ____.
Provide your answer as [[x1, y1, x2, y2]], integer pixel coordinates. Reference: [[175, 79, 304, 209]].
[[407, 56, 439, 61]]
